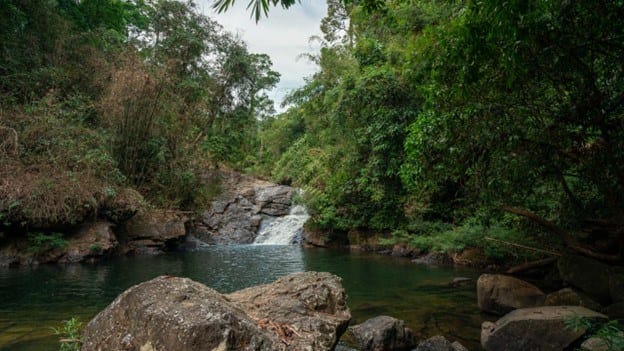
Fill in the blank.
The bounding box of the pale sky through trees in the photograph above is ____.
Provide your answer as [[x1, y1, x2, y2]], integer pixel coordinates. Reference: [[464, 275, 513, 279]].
[[197, 0, 327, 111]]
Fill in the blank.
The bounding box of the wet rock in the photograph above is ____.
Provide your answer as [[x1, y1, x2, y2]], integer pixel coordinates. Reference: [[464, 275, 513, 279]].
[[82, 272, 350, 351], [558, 254, 612, 304], [449, 277, 472, 287], [480, 306, 608, 351], [254, 185, 292, 216], [193, 171, 295, 244], [348, 316, 416, 351], [121, 210, 187, 254], [412, 252, 453, 266], [545, 288, 602, 311], [415, 335, 467, 351], [477, 274, 545, 315], [391, 244, 416, 258], [228, 272, 351, 351]]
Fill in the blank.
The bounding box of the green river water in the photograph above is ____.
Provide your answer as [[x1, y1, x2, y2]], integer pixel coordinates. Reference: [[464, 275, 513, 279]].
[[0, 246, 487, 350]]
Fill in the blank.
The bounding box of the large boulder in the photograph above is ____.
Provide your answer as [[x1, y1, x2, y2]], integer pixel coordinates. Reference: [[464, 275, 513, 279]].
[[82, 272, 350, 351], [227, 272, 351, 351], [558, 254, 612, 304], [81, 276, 277, 351], [414, 335, 467, 351], [480, 306, 608, 351], [348, 316, 416, 351], [120, 210, 187, 254], [545, 288, 602, 311], [477, 274, 545, 315]]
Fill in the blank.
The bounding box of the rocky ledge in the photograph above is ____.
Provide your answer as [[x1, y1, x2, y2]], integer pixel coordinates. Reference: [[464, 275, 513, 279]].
[[192, 170, 294, 244], [81, 271, 351, 351]]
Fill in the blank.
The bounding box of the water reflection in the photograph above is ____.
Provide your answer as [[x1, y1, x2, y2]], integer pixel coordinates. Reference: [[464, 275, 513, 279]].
[[0, 246, 482, 350]]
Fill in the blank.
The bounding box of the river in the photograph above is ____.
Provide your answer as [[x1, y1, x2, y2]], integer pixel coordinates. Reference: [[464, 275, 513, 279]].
[[0, 246, 485, 350]]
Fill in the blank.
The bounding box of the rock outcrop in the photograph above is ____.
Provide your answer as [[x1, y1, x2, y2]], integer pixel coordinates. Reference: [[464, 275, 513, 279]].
[[0, 221, 118, 266], [119, 210, 188, 255], [193, 171, 294, 244], [477, 274, 545, 315], [82, 272, 351, 351], [480, 306, 608, 351], [348, 316, 416, 351]]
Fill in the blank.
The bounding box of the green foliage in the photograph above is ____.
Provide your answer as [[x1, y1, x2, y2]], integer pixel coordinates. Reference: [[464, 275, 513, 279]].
[[27, 232, 68, 254], [52, 317, 82, 351], [0, 0, 278, 227], [253, 0, 624, 258], [566, 318, 624, 351]]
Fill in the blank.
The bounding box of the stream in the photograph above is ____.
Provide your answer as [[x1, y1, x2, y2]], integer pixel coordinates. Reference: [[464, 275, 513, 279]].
[[0, 245, 484, 350]]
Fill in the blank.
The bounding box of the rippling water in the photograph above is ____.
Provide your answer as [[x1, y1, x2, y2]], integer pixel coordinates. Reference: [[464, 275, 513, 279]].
[[0, 246, 485, 350]]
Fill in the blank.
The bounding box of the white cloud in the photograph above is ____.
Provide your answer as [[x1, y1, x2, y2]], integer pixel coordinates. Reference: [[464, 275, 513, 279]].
[[195, 0, 327, 111]]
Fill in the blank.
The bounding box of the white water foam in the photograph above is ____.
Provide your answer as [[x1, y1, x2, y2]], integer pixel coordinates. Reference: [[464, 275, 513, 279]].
[[253, 205, 310, 245]]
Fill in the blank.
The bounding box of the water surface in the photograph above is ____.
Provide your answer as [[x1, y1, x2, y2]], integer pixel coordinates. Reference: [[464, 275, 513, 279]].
[[0, 246, 484, 350]]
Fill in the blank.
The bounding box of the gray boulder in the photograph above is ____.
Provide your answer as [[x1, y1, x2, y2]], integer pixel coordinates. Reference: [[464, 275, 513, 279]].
[[254, 185, 292, 216], [477, 274, 545, 315], [82, 272, 351, 351], [81, 276, 276, 351], [480, 306, 608, 351], [121, 210, 187, 254], [414, 335, 467, 351], [228, 272, 351, 351], [545, 287, 602, 311], [348, 316, 416, 351]]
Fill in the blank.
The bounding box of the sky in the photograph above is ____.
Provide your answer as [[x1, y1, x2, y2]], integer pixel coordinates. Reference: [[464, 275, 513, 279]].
[[196, 0, 327, 110]]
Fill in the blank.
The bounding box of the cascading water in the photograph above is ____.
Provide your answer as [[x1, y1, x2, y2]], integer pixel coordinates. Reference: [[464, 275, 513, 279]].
[[253, 205, 310, 245]]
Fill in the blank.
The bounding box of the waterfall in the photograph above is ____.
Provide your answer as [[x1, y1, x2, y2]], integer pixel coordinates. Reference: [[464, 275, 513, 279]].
[[253, 205, 310, 245]]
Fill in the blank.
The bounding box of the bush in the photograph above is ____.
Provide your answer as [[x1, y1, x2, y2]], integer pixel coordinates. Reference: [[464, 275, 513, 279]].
[[27, 232, 67, 254], [52, 317, 82, 351]]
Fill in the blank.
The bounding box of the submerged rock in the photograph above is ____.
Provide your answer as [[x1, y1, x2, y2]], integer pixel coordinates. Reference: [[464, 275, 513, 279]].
[[412, 252, 453, 266], [477, 274, 545, 315], [480, 306, 608, 351], [415, 336, 467, 351], [348, 316, 416, 351], [82, 272, 350, 351]]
